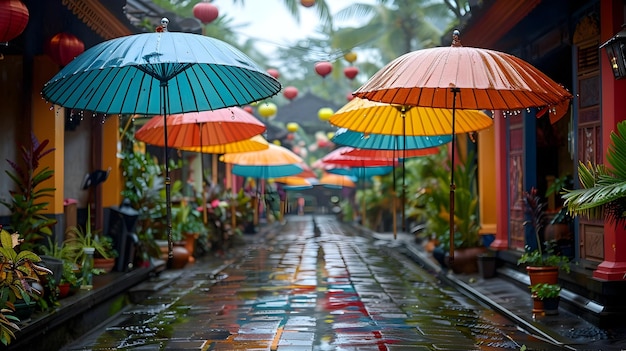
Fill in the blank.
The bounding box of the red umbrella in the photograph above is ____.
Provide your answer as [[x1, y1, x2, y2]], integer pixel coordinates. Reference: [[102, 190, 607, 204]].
[[343, 147, 439, 159], [321, 147, 398, 167], [354, 30, 573, 263]]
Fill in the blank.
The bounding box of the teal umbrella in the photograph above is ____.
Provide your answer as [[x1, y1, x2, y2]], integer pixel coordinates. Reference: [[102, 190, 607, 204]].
[[332, 128, 451, 150], [327, 166, 393, 178], [232, 164, 303, 179], [41, 20, 281, 260]]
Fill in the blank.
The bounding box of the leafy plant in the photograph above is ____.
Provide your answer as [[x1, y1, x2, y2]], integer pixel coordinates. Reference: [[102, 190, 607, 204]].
[[531, 283, 561, 300], [517, 242, 570, 273], [0, 228, 51, 345], [0, 134, 57, 252], [562, 120, 626, 225], [63, 207, 116, 263]]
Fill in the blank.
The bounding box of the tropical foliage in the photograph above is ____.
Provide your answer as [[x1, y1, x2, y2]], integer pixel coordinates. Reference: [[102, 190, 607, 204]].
[[0, 134, 57, 252], [562, 120, 626, 226]]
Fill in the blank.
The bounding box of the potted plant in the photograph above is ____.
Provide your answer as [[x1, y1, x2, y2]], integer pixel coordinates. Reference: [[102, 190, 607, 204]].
[[0, 228, 52, 345], [530, 283, 561, 315], [518, 187, 570, 286]]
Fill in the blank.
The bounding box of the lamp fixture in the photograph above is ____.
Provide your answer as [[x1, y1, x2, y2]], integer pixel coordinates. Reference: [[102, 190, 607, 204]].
[[600, 25, 626, 79]]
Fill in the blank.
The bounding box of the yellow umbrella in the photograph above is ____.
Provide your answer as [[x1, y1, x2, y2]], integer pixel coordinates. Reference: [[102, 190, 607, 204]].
[[329, 97, 493, 136], [273, 176, 313, 187], [319, 173, 356, 189], [180, 134, 269, 154]]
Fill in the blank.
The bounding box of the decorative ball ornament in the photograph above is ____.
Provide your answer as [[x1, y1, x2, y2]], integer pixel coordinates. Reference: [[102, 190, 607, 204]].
[[286, 122, 299, 132], [0, 0, 29, 43], [258, 102, 277, 118], [318, 107, 334, 121], [286, 133, 295, 141], [193, 2, 219, 24], [300, 0, 316, 7], [346, 92, 355, 101], [266, 68, 279, 79], [343, 51, 357, 63], [283, 86, 298, 101], [242, 105, 254, 114], [327, 132, 335, 140], [45, 32, 85, 67], [314, 61, 332, 78], [343, 66, 359, 80], [272, 140, 281, 146]]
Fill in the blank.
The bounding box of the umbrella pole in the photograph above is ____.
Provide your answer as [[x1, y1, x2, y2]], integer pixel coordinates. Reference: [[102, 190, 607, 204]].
[[402, 108, 407, 233], [449, 87, 460, 266], [161, 83, 173, 263], [198, 122, 208, 225], [392, 139, 397, 240]]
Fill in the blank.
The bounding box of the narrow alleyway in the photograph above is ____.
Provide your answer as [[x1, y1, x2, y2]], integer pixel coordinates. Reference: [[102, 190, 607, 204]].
[[61, 215, 563, 350]]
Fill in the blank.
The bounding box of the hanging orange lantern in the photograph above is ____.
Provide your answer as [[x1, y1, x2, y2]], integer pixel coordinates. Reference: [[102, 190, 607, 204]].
[[267, 68, 279, 79], [0, 0, 29, 43], [193, 1, 219, 24], [318, 107, 334, 121], [258, 102, 277, 118], [343, 51, 357, 63], [45, 32, 85, 67], [300, 0, 316, 7], [286, 122, 299, 132], [283, 86, 298, 101], [314, 61, 332, 78], [344, 66, 359, 80]]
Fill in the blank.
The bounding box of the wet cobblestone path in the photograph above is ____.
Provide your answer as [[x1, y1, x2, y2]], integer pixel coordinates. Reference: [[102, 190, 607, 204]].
[[63, 216, 562, 350]]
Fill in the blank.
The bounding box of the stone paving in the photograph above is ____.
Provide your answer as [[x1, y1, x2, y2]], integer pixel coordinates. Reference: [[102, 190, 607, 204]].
[[62, 215, 566, 350]]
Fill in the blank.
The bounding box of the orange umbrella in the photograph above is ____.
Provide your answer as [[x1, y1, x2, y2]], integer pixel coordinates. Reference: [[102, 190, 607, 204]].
[[222, 143, 303, 168], [353, 30, 573, 263], [135, 107, 266, 148], [319, 173, 356, 189], [180, 134, 269, 154]]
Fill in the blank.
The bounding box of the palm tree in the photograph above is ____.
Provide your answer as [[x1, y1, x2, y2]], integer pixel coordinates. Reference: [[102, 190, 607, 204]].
[[562, 120, 626, 226]]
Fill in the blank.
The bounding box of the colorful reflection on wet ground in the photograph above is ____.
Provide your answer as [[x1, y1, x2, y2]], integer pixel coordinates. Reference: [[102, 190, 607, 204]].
[[63, 216, 558, 350]]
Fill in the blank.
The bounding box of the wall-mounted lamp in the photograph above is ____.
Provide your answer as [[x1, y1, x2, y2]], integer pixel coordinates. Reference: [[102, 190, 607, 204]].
[[600, 25, 626, 79]]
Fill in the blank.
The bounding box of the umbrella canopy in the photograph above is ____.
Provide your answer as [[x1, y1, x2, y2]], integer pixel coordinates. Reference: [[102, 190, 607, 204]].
[[319, 173, 356, 189], [179, 135, 269, 154], [330, 97, 494, 136], [40, 22, 281, 260], [327, 166, 394, 178], [352, 30, 573, 262], [332, 128, 452, 150], [42, 30, 281, 115], [273, 176, 313, 188], [342, 146, 439, 159], [224, 144, 304, 179], [135, 107, 266, 148], [321, 147, 399, 167], [353, 37, 572, 111]]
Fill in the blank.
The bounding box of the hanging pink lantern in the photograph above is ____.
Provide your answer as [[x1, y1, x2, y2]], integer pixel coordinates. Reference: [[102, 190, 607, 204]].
[[343, 66, 359, 80], [283, 86, 298, 101], [45, 32, 85, 67], [346, 92, 355, 101], [0, 0, 29, 43], [267, 68, 279, 79], [301, 0, 316, 7], [243, 105, 254, 114], [193, 2, 219, 24], [314, 61, 332, 78]]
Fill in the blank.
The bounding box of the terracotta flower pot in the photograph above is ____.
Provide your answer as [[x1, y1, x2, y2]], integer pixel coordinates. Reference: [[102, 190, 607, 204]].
[[526, 266, 559, 286], [94, 257, 115, 273]]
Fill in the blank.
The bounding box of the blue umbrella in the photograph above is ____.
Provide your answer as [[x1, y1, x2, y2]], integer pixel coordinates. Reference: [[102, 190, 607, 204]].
[[232, 164, 303, 179], [41, 19, 281, 260], [327, 166, 393, 178], [332, 128, 451, 150]]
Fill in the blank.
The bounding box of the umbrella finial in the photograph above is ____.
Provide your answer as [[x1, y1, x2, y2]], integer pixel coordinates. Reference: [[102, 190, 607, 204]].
[[451, 29, 462, 47], [157, 18, 169, 32]]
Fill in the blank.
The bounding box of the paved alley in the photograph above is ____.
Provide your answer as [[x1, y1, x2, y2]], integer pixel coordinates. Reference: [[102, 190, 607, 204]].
[[62, 216, 563, 350]]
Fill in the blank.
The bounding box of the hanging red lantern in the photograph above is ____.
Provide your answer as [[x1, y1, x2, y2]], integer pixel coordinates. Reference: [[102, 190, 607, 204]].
[[343, 66, 359, 80], [267, 68, 279, 79], [301, 0, 316, 7], [283, 86, 298, 101], [0, 0, 29, 43], [45, 32, 85, 67], [193, 2, 219, 24], [242, 105, 254, 114], [314, 61, 332, 78], [346, 92, 355, 101]]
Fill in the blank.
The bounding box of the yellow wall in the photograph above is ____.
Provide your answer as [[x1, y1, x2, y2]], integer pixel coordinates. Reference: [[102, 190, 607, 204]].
[[32, 56, 64, 215], [102, 117, 123, 207], [478, 125, 497, 234]]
